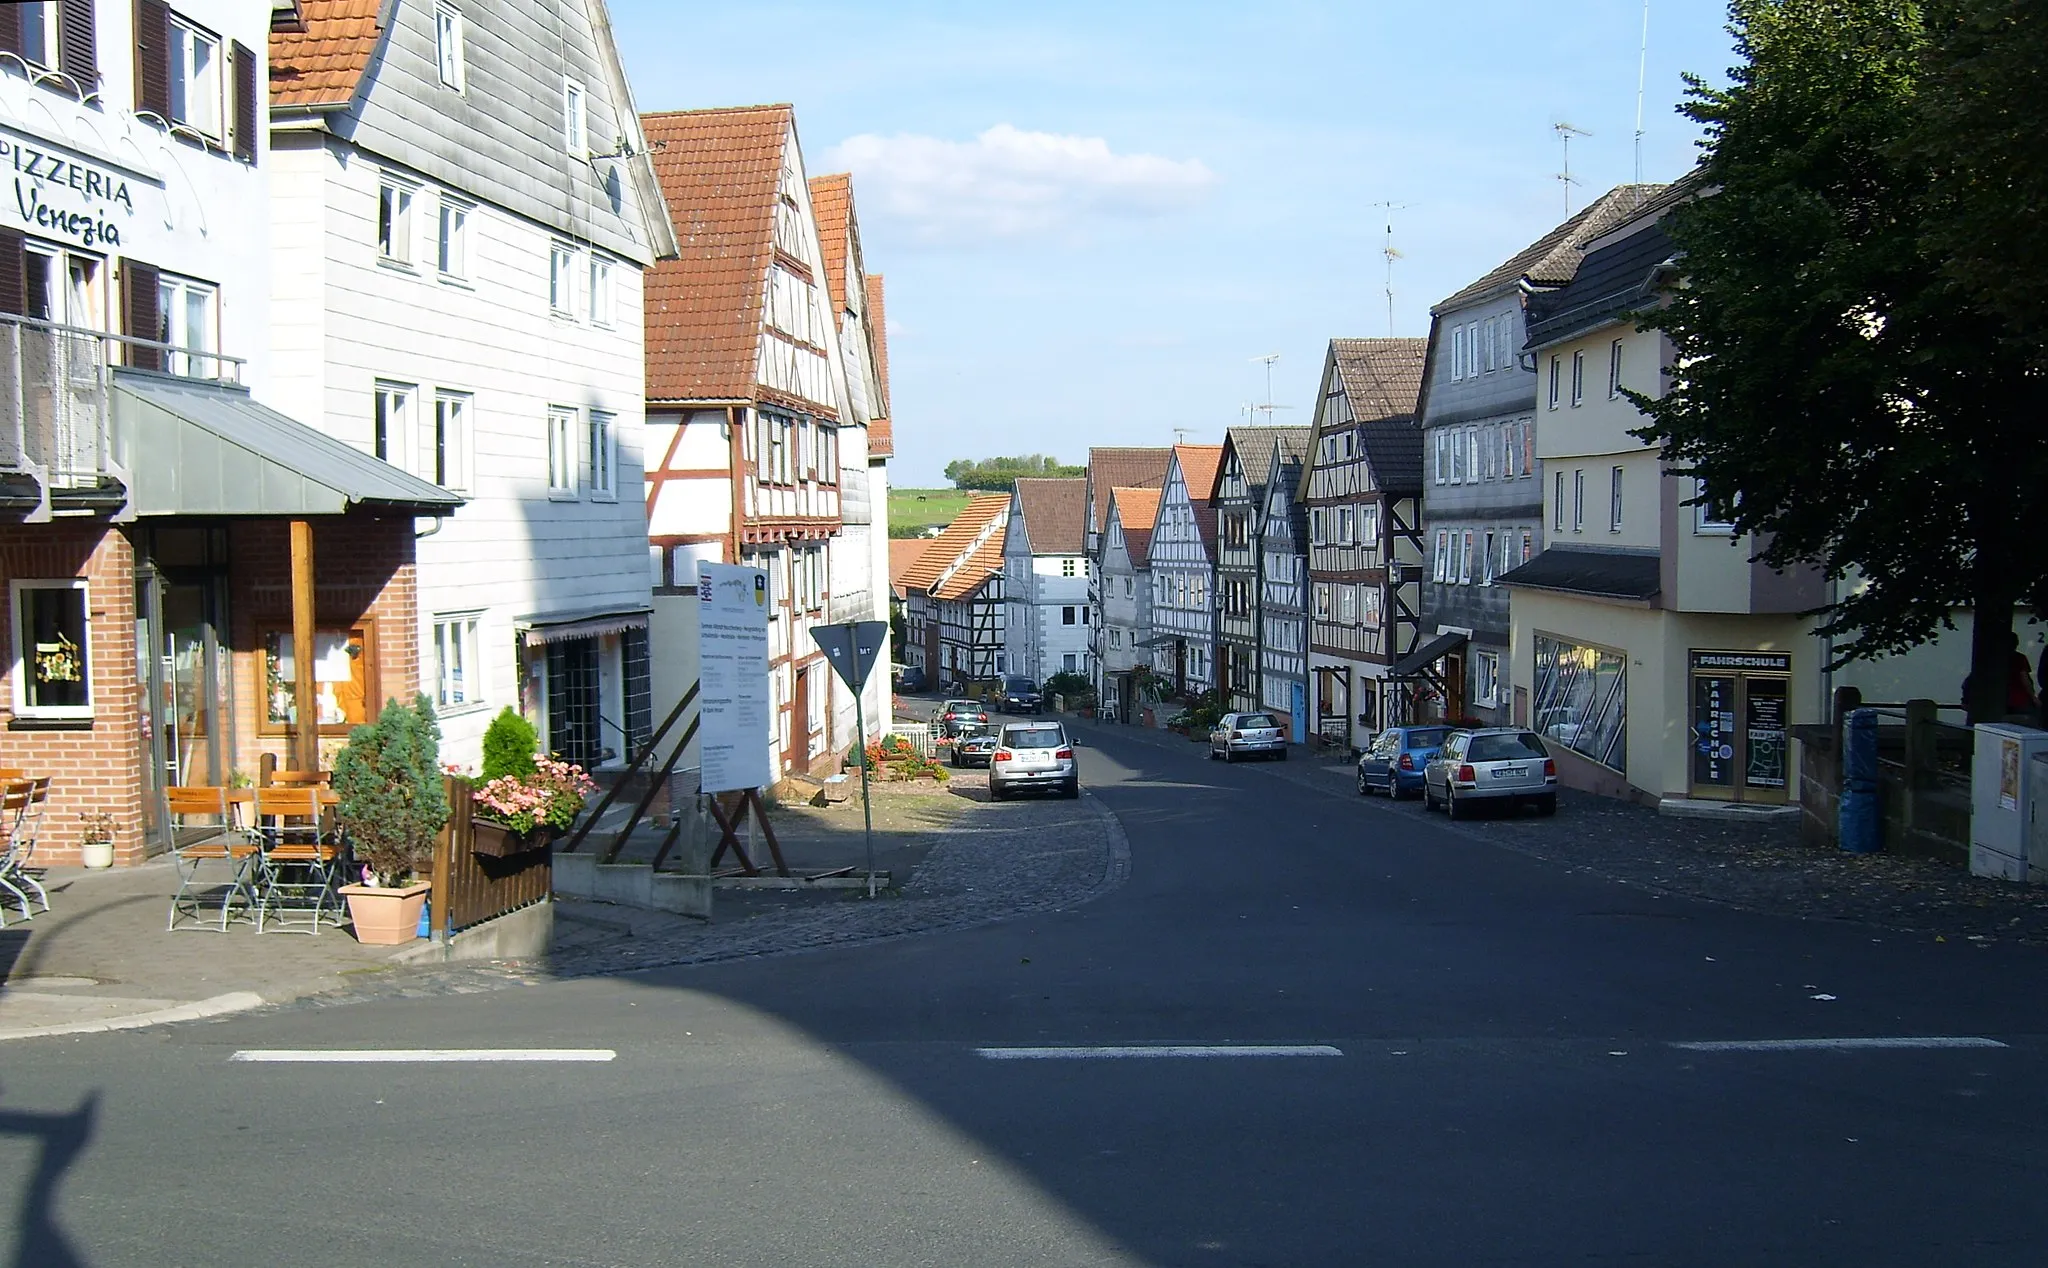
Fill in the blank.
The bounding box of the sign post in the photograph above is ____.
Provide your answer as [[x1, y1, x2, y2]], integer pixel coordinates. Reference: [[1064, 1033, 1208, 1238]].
[[811, 620, 890, 897]]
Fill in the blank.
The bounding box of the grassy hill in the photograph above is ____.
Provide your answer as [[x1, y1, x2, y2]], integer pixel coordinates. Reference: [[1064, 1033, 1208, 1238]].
[[890, 487, 974, 536]]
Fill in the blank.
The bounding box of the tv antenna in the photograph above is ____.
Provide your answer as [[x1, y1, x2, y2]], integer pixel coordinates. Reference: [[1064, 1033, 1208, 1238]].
[[1634, 1, 1651, 183], [1173, 427, 1197, 444], [1244, 353, 1291, 423], [1554, 121, 1591, 213], [1372, 201, 1411, 336]]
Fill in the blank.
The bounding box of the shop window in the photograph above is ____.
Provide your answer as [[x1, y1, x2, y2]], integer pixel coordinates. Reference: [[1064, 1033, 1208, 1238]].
[[1532, 633, 1628, 773], [432, 613, 483, 711], [263, 625, 374, 734], [10, 579, 91, 718]]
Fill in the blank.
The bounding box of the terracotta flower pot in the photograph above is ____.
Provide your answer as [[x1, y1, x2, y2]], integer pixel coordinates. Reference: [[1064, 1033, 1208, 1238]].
[[471, 817, 552, 857], [339, 881, 432, 945]]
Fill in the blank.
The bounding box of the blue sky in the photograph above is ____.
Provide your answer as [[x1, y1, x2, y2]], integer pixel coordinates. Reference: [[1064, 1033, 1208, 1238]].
[[611, 2, 1739, 487]]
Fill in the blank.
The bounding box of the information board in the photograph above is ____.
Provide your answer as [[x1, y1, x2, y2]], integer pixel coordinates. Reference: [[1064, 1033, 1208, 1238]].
[[697, 563, 772, 794]]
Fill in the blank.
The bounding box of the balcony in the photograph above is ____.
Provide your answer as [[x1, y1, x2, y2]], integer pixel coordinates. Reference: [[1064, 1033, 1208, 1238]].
[[0, 313, 241, 521]]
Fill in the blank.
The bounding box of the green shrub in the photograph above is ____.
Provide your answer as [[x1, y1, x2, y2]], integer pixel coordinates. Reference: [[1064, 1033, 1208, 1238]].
[[480, 706, 539, 782], [333, 694, 450, 886]]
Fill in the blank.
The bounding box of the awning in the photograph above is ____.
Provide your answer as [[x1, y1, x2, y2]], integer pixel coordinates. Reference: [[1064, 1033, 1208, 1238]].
[[517, 606, 652, 646], [1498, 546, 1660, 601], [111, 369, 464, 518], [1134, 632, 1183, 648], [1389, 630, 1468, 678]]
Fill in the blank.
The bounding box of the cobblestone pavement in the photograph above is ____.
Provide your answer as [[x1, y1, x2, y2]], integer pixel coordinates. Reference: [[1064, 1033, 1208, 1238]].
[[1071, 713, 2048, 948], [278, 784, 1129, 1012]]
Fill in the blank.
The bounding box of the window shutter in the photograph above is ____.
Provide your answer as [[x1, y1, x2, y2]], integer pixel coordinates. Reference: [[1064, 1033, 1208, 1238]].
[[231, 41, 258, 163], [121, 258, 163, 370], [133, 0, 171, 118], [0, 229, 25, 316], [0, 6, 22, 59], [58, 0, 97, 86]]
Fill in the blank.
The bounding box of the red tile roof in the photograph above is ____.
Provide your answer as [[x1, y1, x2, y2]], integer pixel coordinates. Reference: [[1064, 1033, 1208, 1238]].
[[865, 274, 893, 456], [809, 173, 852, 316], [889, 538, 933, 599], [1085, 447, 1171, 534], [642, 105, 793, 404], [1172, 444, 1225, 556], [1012, 478, 1087, 556], [269, 0, 381, 109], [901, 495, 1010, 601], [1110, 486, 1163, 568]]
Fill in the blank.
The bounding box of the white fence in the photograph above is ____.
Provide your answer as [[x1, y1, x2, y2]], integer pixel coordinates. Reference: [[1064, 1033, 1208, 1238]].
[[888, 721, 935, 758]]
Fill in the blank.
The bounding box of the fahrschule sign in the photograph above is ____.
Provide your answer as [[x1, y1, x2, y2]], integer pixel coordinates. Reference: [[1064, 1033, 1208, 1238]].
[[0, 133, 140, 250]]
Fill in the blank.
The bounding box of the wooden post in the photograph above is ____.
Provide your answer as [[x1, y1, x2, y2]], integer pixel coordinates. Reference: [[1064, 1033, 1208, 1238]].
[[289, 520, 320, 775]]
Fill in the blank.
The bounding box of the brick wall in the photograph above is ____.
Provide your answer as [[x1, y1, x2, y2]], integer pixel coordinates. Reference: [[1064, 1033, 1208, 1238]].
[[0, 524, 147, 865]]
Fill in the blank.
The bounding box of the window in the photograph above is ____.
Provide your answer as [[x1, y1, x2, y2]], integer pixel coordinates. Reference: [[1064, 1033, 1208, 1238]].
[[432, 391, 471, 490], [1191, 574, 1205, 608], [157, 274, 218, 377], [433, 613, 483, 710], [547, 407, 577, 494], [1451, 325, 1466, 381], [1548, 355, 1561, 409], [1313, 583, 1332, 620], [1608, 338, 1624, 398], [1338, 585, 1357, 624], [1434, 431, 1449, 485], [261, 626, 374, 733], [1432, 529, 1449, 582], [434, 3, 465, 90], [10, 579, 90, 718], [1503, 423, 1519, 480], [1483, 424, 1500, 481], [563, 77, 588, 156], [1474, 650, 1501, 709], [1468, 323, 1482, 377], [19, 2, 57, 69], [1123, 576, 1133, 598], [373, 381, 414, 472], [1062, 606, 1077, 625], [1695, 479, 1738, 534], [1610, 466, 1624, 532], [1533, 633, 1629, 772], [1063, 653, 1078, 673], [1110, 629, 1121, 649], [588, 410, 616, 499], [1554, 472, 1566, 532], [1062, 558, 1077, 577], [1481, 317, 1496, 372], [1082, 607, 1091, 625], [1460, 530, 1474, 584], [436, 197, 470, 279], [1501, 532, 1516, 578], [1519, 420, 1534, 477], [1572, 469, 1586, 532], [1466, 427, 1480, 484], [1482, 529, 1497, 585], [549, 243, 576, 315], [1449, 431, 1464, 484], [588, 254, 613, 326], [378, 179, 414, 265], [168, 15, 222, 137], [1570, 350, 1585, 406]]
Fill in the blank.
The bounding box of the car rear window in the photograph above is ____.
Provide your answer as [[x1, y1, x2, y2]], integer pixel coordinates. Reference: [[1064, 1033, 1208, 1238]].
[[1004, 678, 1035, 692], [1004, 726, 1064, 749], [1241, 714, 1279, 729], [1405, 727, 1452, 748], [1467, 733, 1549, 762], [944, 700, 978, 712]]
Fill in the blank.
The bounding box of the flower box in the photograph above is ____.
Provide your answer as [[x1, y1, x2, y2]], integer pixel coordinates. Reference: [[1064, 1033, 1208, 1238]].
[[471, 816, 554, 858]]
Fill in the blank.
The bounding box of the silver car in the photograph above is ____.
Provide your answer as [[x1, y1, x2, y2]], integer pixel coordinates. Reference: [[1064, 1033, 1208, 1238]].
[[1209, 711, 1288, 762], [1423, 728, 1558, 818], [989, 721, 1079, 800]]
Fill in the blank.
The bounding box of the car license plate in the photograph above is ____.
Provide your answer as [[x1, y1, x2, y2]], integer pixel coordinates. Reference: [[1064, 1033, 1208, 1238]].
[[1494, 766, 1525, 778]]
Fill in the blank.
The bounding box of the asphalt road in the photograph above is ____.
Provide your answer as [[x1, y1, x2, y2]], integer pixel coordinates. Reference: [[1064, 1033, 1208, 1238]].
[[6, 724, 2048, 1266]]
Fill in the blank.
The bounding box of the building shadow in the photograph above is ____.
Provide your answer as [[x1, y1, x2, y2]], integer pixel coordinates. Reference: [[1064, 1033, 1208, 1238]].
[[0, 1086, 97, 1268]]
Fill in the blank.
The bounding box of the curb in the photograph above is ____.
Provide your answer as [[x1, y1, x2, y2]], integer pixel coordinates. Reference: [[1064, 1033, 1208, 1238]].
[[0, 990, 267, 1043]]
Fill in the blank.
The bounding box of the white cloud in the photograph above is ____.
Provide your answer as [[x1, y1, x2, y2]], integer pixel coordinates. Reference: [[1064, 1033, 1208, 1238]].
[[825, 124, 1218, 241]]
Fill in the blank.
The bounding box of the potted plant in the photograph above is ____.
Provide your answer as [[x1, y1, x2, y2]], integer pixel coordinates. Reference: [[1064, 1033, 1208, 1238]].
[[332, 693, 449, 944], [77, 810, 115, 869], [470, 755, 596, 856]]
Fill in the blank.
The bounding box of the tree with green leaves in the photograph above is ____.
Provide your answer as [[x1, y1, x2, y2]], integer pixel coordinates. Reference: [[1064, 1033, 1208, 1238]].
[[944, 455, 1085, 491], [1635, 0, 2048, 723]]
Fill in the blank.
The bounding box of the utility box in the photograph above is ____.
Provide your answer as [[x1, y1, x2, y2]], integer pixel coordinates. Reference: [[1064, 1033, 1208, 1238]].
[[2029, 753, 2048, 885], [1970, 724, 2048, 881]]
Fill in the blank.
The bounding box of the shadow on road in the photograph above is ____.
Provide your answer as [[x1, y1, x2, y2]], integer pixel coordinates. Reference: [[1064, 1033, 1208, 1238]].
[[0, 1085, 97, 1267]]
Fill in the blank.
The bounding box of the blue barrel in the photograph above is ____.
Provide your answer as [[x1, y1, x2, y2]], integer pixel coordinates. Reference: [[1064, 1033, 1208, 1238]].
[[1838, 707, 1881, 853]]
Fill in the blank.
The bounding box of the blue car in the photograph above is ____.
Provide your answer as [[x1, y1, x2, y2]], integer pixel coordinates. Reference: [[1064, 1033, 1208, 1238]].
[[1357, 726, 1455, 800]]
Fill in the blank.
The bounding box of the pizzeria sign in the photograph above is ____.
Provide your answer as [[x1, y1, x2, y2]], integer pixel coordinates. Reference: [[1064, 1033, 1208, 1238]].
[[0, 132, 147, 250]]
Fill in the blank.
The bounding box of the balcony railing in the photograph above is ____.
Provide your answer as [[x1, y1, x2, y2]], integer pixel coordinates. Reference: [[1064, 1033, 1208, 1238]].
[[0, 313, 242, 504]]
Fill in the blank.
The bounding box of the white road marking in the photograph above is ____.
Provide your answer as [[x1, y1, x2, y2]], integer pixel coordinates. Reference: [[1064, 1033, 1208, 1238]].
[[1670, 1037, 2006, 1053], [976, 1045, 1343, 1060], [230, 1048, 617, 1063]]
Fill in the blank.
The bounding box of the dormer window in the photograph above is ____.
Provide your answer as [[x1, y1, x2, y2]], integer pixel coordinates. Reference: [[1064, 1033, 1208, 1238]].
[[434, 3, 465, 91]]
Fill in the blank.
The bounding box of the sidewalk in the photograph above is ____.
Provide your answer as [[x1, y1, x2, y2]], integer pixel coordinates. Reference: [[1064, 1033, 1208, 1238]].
[[1062, 709, 2048, 948]]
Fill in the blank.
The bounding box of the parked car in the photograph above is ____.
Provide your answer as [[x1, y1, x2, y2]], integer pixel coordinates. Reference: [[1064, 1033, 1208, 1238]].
[[950, 722, 999, 768], [997, 675, 1043, 714], [937, 698, 989, 738], [1422, 728, 1558, 818], [989, 721, 1079, 800], [893, 664, 928, 693], [1209, 711, 1287, 762], [1356, 725, 1455, 799]]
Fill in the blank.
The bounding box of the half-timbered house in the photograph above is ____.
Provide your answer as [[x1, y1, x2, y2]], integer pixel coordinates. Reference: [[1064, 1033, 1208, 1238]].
[[1256, 434, 1313, 740], [639, 105, 854, 776], [1148, 445, 1224, 699], [1003, 478, 1090, 686], [1082, 447, 1170, 702], [1302, 339, 1428, 751], [900, 494, 1009, 691], [1213, 427, 1309, 715], [1099, 487, 1162, 723]]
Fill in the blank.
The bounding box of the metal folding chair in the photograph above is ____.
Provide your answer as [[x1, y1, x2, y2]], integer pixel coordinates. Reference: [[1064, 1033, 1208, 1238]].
[[0, 777, 52, 922], [253, 786, 345, 934], [166, 786, 261, 932]]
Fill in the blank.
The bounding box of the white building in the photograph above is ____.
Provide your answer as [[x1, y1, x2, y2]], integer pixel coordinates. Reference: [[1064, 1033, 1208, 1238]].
[[1147, 445, 1224, 698], [266, 0, 678, 770], [1098, 486, 1160, 722], [1002, 477, 1090, 685]]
